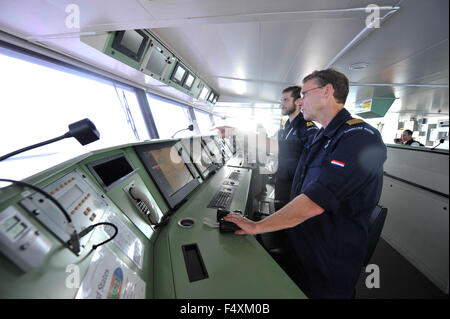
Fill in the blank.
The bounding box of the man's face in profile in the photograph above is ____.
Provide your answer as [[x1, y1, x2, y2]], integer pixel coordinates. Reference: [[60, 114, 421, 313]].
[[281, 92, 296, 116]]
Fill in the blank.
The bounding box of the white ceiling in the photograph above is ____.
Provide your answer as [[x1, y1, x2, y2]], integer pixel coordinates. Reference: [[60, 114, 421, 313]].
[[0, 0, 448, 118]]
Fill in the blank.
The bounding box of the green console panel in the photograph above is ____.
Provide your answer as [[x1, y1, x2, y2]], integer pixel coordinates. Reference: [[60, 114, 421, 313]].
[[0, 140, 306, 299], [153, 165, 306, 299], [0, 151, 154, 298]]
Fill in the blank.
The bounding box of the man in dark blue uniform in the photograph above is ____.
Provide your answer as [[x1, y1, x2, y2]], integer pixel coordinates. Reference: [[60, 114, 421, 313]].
[[224, 69, 387, 298], [275, 86, 318, 210]]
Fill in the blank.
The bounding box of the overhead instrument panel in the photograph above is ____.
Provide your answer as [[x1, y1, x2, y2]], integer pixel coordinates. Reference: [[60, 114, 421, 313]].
[[19, 169, 109, 255]]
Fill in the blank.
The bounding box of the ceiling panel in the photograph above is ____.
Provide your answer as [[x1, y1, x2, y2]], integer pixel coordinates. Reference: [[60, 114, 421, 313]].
[[139, 0, 358, 20], [0, 0, 447, 119], [0, 0, 155, 38], [332, 0, 449, 116]]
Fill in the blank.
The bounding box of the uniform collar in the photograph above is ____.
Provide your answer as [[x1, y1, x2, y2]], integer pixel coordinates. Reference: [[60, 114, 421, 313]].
[[322, 108, 352, 139], [285, 112, 303, 129]]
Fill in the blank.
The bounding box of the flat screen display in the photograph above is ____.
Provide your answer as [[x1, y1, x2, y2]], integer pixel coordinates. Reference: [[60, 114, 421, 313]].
[[134, 142, 200, 209], [121, 30, 144, 55], [183, 73, 195, 89], [171, 62, 187, 85], [144, 147, 193, 197], [112, 30, 149, 62], [181, 137, 217, 179], [199, 87, 209, 101], [146, 48, 167, 77], [87, 154, 135, 190], [1, 216, 19, 233], [174, 66, 186, 82], [203, 137, 223, 164]]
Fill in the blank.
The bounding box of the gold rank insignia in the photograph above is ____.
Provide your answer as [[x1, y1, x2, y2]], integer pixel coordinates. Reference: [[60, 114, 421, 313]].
[[306, 121, 314, 126], [346, 118, 365, 125]]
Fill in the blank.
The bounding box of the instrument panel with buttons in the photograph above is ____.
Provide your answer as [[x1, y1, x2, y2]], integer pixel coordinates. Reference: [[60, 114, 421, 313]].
[[19, 169, 109, 254]]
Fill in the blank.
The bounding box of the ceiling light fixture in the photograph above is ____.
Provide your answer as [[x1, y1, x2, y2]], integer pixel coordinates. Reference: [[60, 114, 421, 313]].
[[349, 62, 369, 70]]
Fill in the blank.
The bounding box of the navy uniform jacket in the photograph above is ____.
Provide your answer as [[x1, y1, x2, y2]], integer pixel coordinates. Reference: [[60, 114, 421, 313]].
[[275, 113, 318, 205], [286, 108, 387, 298]]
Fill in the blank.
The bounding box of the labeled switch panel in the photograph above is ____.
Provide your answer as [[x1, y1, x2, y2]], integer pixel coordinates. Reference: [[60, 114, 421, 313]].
[[20, 169, 109, 254], [0, 206, 52, 271]]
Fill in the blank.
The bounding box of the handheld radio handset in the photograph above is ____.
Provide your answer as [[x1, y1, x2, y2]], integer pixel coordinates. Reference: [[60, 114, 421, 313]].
[[128, 186, 160, 225]]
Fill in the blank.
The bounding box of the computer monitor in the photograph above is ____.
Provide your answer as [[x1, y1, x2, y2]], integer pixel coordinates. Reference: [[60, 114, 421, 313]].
[[223, 137, 236, 154], [202, 136, 224, 165], [215, 136, 233, 160], [183, 72, 196, 90], [181, 137, 217, 180], [111, 30, 149, 62], [86, 153, 136, 191], [134, 141, 200, 210], [170, 62, 187, 86], [207, 91, 215, 103], [144, 46, 168, 78], [199, 86, 209, 101]]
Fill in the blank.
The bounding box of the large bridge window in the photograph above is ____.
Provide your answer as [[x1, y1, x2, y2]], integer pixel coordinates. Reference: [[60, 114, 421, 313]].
[[0, 48, 150, 182], [146, 93, 193, 138], [194, 108, 214, 134]]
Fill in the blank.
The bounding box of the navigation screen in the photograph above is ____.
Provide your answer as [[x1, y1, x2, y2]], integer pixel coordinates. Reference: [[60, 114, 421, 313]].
[[173, 65, 186, 82], [146, 48, 167, 77], [199, 87, 209, 101], [198, 147, 213, 173], [120, 30, 144, 55], [181, 137, 216, 179], [184, 74, 195, 89], [204, 139, 223, 163], [142, 146, 193, 196]]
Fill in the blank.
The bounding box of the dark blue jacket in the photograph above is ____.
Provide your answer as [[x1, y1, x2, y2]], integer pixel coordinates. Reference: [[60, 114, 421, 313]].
[[287, 108, 387, 298], [275, 113, 318, 203]]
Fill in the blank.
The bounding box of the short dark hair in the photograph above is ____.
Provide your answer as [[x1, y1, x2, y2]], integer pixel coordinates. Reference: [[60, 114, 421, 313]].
[[282, 86, 301, 101], [302, 68, 349, 104], [404, 129, 413, 136]]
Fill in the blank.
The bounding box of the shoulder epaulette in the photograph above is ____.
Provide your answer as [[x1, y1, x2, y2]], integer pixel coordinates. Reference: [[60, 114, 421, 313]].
[[346, 118, 365, 125], [306, 121, 314, 127]]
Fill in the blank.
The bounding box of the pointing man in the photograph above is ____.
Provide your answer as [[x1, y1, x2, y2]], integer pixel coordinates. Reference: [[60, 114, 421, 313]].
[[224, 69, 387, 298]]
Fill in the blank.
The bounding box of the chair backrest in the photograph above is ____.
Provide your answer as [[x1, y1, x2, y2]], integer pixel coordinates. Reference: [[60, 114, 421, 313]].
[[363, 205, 388, 266]]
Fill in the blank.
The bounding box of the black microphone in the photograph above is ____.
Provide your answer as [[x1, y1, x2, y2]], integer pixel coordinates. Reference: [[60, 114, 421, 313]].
[[67, 118, 100, 145], [171, 124, 194, 138], [0, 118, 100, 162], [431, 138, 445, 150]]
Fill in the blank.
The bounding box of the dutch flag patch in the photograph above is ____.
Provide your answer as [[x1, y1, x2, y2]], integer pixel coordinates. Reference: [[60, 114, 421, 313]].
[[331, 160, 345, 167]]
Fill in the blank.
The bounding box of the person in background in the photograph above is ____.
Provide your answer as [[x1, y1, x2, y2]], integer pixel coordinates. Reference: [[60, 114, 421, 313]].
[[275, 86, 318, 210], [401, 129, 423, 146]]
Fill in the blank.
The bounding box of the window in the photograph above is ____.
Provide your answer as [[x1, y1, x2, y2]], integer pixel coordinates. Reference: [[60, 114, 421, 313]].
[[194, 109, 213, 134], [0, 48, 150, 183], [146, 93, 193, 139], [213, 115, 226, 127]]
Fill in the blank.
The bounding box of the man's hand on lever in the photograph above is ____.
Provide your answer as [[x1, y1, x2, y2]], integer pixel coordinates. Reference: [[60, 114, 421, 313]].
[[223, 194, 325, 236], [223, 213, 259, 235]]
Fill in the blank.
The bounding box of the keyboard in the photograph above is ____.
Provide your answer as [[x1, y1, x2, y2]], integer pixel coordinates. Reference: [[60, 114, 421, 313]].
[[227, 171, 240, 181], [208, 189, 234, 209]]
